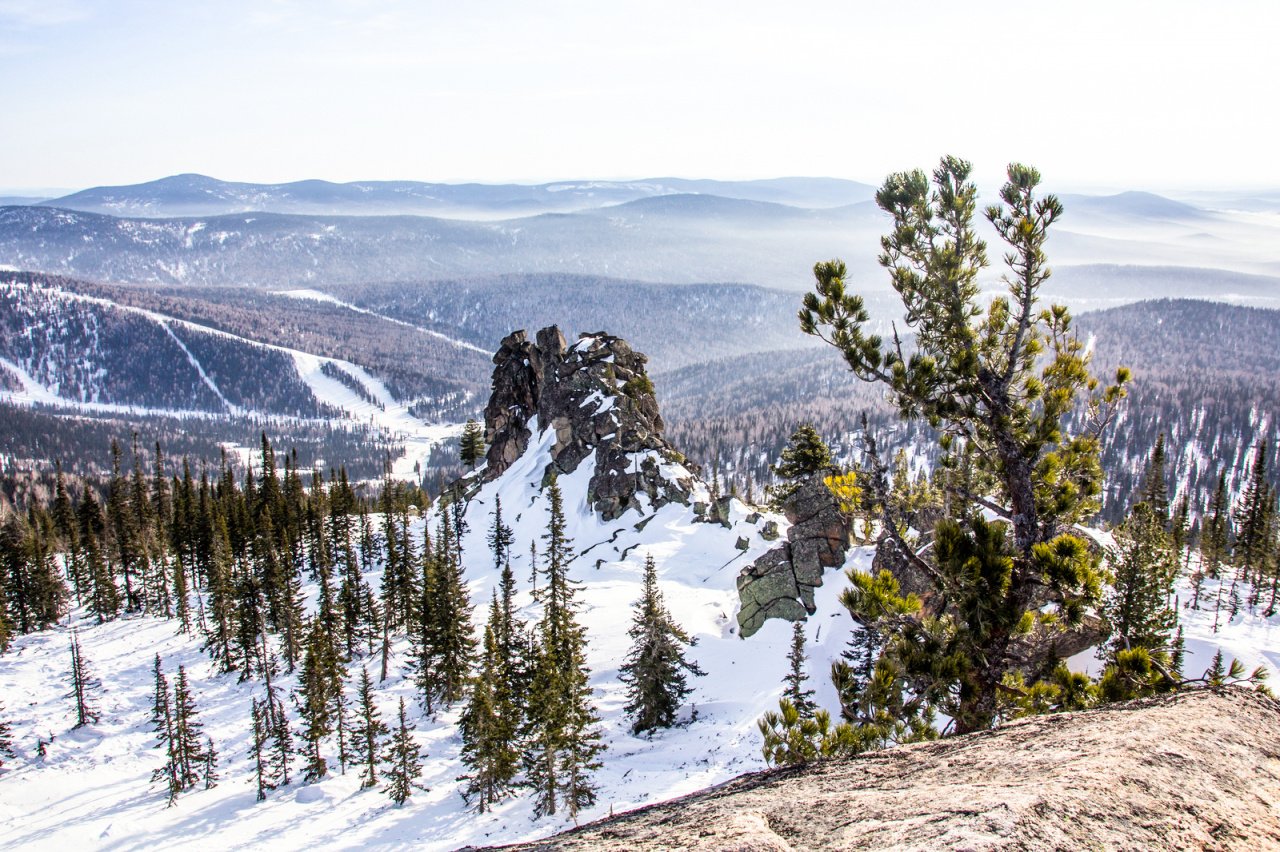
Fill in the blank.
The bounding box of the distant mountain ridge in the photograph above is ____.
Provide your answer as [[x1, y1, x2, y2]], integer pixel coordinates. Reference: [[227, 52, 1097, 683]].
[[35, 173, 878, 219]]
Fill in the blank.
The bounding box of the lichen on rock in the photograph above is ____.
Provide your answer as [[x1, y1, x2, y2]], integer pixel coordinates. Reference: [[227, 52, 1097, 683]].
[[736, 473, 853, 637]]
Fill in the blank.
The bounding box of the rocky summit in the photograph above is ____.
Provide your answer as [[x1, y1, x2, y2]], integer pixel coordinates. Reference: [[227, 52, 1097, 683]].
[[481, 686, 1280, 851], [479, 326, 698, 521]]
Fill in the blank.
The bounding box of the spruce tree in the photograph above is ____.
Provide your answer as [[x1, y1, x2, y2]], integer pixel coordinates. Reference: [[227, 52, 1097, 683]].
[[267, 690, 294, 789], [351, 667, 387, 789], [0, 700, 14, 769], [782, 620, 817, 718], [459, 596, 521, 811], [1103, 503, 1180, 662], [1137, 433, 1171, 522], [619, 555, 704, 735], [383, 697, 424, 807], [202, 735, 219, 790], [411, 512, 474, 712], [432, 525, 475, 706], [151, 656, 181, 804], [487, 497, 514, 573], [1235, 442, 1272, 586], [0, 579, 9, 656], [82, 502, 120, 624], [250, 698, 271, 801], [460, 419, 485, 470], [52, 462, 83, 604], [69, 632, 100, 728], [295, 618, 342, 782], [172, 665, 207, 791], [1204, 473, 1233, 633], [524, 478, 604, 819]]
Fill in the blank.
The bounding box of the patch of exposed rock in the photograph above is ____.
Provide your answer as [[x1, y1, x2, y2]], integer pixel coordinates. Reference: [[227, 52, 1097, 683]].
[[480, 687, 1280, 851], [736, 474, 852, 637], [478, 326, 696, 520]]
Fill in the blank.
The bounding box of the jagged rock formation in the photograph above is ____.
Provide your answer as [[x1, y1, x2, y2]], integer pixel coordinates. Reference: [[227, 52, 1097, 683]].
[[482, 687, 1280, 851], [737, 474, 852, 637], [479, 326, 696, 520]]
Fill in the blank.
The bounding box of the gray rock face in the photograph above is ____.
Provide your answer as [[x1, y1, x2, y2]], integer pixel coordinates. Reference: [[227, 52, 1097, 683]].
[[480, 326, 696, 520], [736, 474, 852, 637]]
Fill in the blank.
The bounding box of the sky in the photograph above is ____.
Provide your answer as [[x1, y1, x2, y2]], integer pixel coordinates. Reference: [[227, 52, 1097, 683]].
[[1, 0, 1277, 194]]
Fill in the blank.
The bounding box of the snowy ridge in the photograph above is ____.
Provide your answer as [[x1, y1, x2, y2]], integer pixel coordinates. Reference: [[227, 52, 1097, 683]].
[[277, 289, 490, 355]]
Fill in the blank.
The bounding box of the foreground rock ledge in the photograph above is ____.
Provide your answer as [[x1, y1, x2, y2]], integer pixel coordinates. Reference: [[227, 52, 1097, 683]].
[[476, 687, 1280, 851]]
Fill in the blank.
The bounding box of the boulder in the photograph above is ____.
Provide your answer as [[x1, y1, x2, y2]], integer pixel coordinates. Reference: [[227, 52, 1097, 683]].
[[735, 545, 807, 637], [735, 473, 853, 637]]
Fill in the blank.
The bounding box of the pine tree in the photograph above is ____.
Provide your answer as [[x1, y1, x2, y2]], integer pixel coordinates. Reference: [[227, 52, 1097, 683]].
[[460, 419, 485, 470], [351, 667, 387, 789], [782, 620, 817, 718], [459, 596, 521, 811], [69, 632, 100, 728], [758, 698, 857, 767], [800, 158, 1125, 734], [619, 555, 704, 734], [383, 697, 424, 807]]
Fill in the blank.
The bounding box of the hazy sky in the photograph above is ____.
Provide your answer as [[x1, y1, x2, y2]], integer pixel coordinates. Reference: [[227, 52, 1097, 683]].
[[2, 0, 1276, 192]]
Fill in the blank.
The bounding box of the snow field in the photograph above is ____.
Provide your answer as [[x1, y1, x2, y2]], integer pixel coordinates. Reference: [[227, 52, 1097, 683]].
[[0, 425, 857, 850]]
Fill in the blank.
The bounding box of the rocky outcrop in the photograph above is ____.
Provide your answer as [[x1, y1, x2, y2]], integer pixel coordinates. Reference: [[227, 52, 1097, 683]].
[[479, 326, 696, 520], [482, 687, 1280, 851], [737, 474, 852, 637]]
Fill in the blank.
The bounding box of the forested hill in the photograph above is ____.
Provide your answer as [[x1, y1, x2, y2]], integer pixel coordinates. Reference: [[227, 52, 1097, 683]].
[[1081, 299, 1280, 519], [658, 298, 1280, 524]]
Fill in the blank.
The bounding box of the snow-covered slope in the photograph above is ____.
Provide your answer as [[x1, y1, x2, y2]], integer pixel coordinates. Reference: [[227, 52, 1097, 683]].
[[5, 416, 1276, 850], [0, 279, 461, 480], [0, 418, 859, 850]]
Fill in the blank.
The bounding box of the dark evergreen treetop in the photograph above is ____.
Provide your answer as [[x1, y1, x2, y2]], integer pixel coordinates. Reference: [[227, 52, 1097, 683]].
[[619, 554, 705, 735], [773, 424, 834, 482]]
